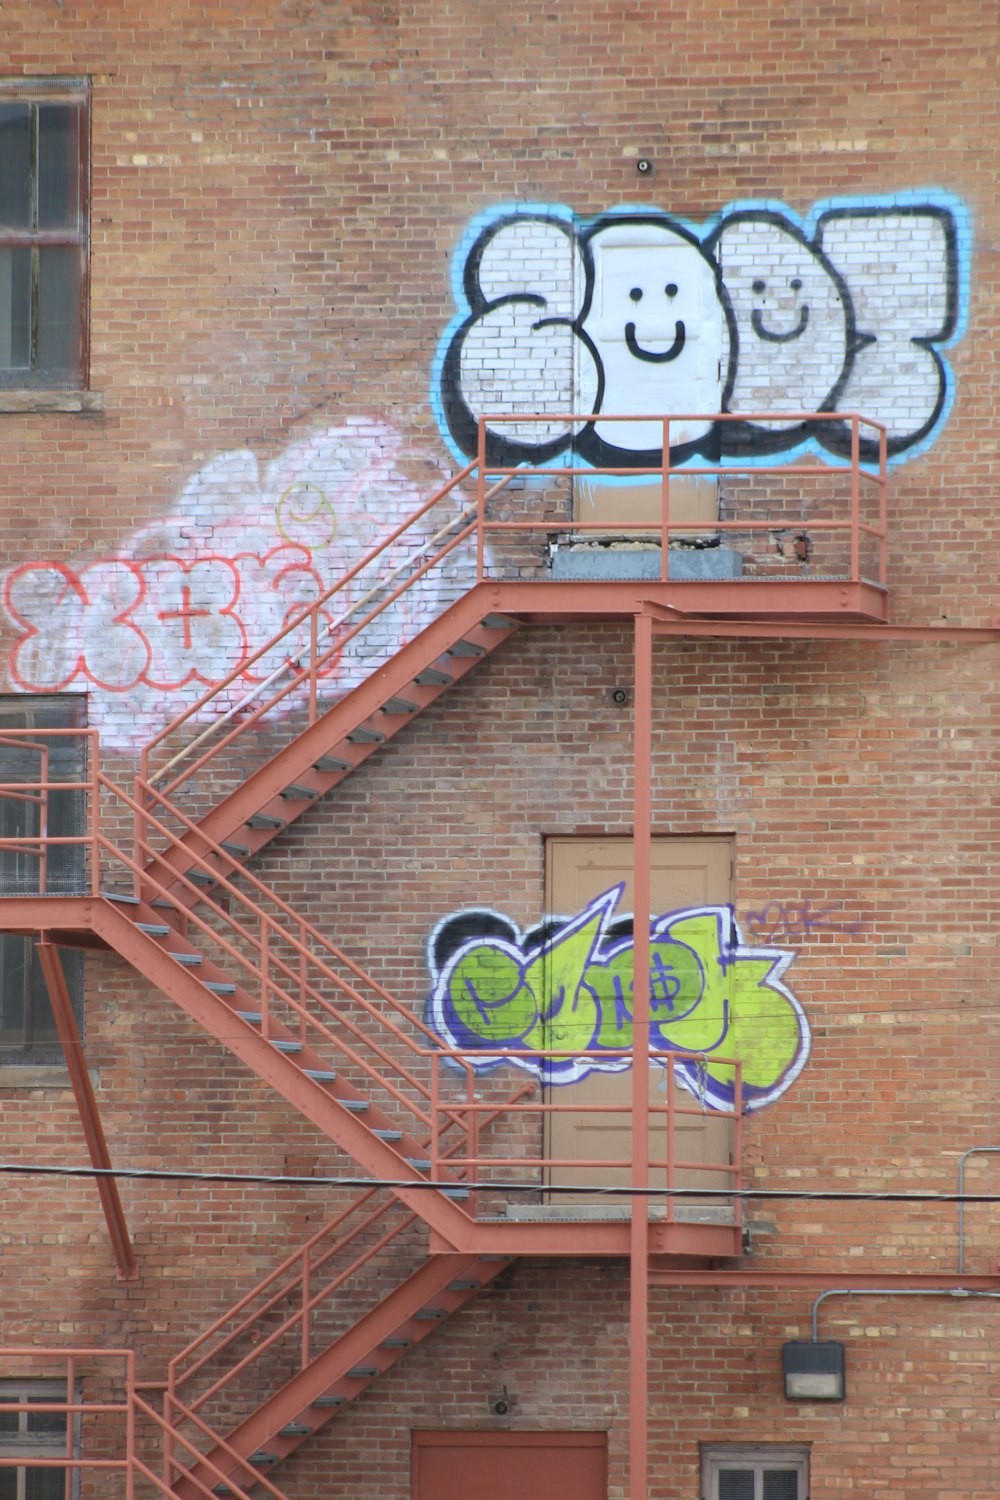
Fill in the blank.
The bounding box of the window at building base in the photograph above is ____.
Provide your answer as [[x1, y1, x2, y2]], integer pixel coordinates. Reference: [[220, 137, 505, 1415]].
[[0, 1378, 79, 1500], [701, 1445, 810, 1500], [0, 78, 90, 390], [0, 696, 87, 1064]]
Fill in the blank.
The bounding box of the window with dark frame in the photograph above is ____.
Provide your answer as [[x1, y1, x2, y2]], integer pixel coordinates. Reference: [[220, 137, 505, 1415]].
[[0, 696, 86, 1064], [0, 1378, 78, 1500], [0, 77, 90, 389], [701, 1445, 809, 1500]]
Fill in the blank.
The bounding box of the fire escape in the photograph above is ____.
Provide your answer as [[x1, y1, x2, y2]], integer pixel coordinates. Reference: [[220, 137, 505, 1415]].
[[1, 413, 996, 1500]]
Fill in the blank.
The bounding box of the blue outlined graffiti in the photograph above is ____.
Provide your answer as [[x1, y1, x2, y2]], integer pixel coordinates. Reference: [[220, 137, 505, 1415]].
[[426, 885, 811, 1112], [433, 192, 969, 469]]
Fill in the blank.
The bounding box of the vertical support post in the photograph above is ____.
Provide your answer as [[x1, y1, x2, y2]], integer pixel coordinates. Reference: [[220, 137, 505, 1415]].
[[35, 939, 138, 1281], [260, 918, 271, 1039], [309, 608, 319, 725], [430, 1055, 441, 1183], [878, 425, 888, 588], [301, 1243, 312, 1370], [660, 419, 671, 580], [63, 1355, 74, 1500], [630, 610, 653, 1500], [467, 1062, 479, 1217], [476, 420, 487, 582], [849, 415, 861, 582], [125, 1352, 137, 1500]]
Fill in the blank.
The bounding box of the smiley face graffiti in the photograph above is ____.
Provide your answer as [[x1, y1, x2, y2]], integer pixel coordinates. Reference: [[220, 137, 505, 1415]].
[[706, 211, 855, 441], [577, 219, 734, 461], [434, 194, 967, 469]]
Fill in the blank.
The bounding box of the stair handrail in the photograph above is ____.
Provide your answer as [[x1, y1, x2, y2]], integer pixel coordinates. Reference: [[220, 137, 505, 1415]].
[[166, 1079, 532, 1408], [142, 457, 474, 771], [134, 774, 469, 1081], [137, 1388, 293, 1500], [141, 464, 518, 804], [168, 1193, 411, 1398]]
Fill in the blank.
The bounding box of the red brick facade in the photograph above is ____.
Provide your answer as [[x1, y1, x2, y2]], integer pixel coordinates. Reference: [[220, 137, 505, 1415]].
[[0, 4, 996, 1498]]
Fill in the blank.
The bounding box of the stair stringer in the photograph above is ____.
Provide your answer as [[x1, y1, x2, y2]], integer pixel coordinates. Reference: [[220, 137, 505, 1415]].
[[89, 896, 478, 1248], [169, 1252, 514, 1500], [143, 585, 521, 905]]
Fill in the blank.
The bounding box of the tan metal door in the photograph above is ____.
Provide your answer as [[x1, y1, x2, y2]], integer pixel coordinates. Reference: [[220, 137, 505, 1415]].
[[543, 836, 733, 1209]]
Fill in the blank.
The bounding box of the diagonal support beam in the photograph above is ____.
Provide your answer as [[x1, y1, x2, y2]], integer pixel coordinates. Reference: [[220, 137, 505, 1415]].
[[35, 938, 138, 1281]]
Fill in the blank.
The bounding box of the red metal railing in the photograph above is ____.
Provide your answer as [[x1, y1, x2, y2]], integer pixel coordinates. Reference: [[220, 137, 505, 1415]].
[[0, 735, 746, 1229], [426, 1046, 743, 1228], [475, 410, 888, 584], [0, 1348, 283, 1500], [138, 411, 887, 810]]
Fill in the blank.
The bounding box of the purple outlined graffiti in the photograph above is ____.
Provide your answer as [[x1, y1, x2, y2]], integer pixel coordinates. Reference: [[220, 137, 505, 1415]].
[[434, 193, 968, 469], [426, 885, 811, 1112]]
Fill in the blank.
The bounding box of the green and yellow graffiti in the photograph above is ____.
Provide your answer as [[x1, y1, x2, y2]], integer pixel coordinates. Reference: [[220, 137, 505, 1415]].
[[426, 885, 810, 1111]]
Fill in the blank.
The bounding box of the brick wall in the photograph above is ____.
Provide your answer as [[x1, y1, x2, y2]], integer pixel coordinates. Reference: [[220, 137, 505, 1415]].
[[0, 2, 997, 1497]]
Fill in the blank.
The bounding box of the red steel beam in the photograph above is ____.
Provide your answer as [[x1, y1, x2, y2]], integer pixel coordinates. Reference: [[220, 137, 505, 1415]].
[[35, 938, 138, 1282], [630, 611, 653, 1500]]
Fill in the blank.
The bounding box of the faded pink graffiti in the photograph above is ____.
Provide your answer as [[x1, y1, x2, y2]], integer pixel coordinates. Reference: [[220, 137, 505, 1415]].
[[3, 420, 471, 750]]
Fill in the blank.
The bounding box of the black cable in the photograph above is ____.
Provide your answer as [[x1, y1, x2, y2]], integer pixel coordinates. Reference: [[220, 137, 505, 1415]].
[[1, 1161, 998, 1201]]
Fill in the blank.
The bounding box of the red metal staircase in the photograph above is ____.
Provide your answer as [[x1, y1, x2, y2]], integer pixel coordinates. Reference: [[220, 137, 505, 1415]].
[[0, 415, 897, 1495]]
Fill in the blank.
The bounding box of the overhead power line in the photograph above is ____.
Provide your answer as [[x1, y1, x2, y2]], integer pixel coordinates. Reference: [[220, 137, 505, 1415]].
[[0, 1161, 998, 1203]]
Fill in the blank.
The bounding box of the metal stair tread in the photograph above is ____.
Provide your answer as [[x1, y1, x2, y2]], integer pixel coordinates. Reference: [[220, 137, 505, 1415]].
[[413, 666, 452, 686], [482, 613, 519, 628], [380, 1337, 413, 1349], [303, 1067, 337, 1082], [220, 840, 250, 857], [373, 1127, 403, 1141], [280, 782, 320, 800], [135, 921, 170, 936], [447, 1279, 481, 1291], [236, 1010, 263, 1024], [447, 639, 485, 657], [279, 1424, 313, 1437], [204, 980, 237, 995], [346, 1365, 380, 1378], [312, 1395, 346, 1408], [270, 1038, 303, 1054], [404, 1157, 431, 1170], [313, 755, 352, 773], [413, 1307, 447, 1320], [247, 813, 285, 829], [336, 1097, 369, 1112], [345, 726, 384, 743], [169, 951, 203, 966], [381, 696, 418, 714]]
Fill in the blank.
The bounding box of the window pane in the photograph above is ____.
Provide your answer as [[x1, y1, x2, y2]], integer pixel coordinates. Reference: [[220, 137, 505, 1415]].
[[37, 105, 80, 230], [25, 1468, 66, 1500], [0, 936, 30, 1039], [719, 1472, 756, 1500], [25, 1407, 65, 1439], [37, 246, 81, 376], [0, 102, 32, 229], [0, 247, 32, 369], [763, 1472, 800, 1500], [0, 1467, 16, 1500]]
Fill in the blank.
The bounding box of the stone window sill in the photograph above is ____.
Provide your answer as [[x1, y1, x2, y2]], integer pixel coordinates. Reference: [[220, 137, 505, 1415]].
[[0, 1065, 77, 1089], [0, 390, 104, 414]]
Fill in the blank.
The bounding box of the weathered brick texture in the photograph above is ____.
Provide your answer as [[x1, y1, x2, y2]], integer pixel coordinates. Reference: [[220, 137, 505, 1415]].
[[0, 3, 997, 1498]]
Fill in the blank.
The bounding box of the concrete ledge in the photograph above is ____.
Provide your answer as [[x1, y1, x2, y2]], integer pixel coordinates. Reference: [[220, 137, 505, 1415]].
[[551, 543, 743, 582], [0, 390, 104, 414]]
